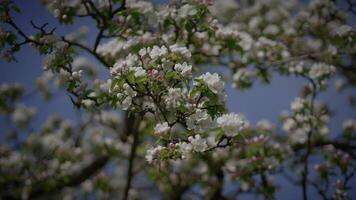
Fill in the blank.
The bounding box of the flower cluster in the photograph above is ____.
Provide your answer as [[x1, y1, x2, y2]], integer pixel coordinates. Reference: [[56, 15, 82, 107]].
[[216, 113, 247, 137]]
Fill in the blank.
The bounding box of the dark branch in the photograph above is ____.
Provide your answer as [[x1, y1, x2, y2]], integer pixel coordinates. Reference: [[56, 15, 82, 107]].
[[122, 114, 140, 200]]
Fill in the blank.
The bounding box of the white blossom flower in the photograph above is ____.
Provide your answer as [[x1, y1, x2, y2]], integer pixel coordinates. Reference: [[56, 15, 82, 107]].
[[174, 62, 192, 77], [82, 99, 95, 107], [88, 92, 97, 98], [178, 4, 197, 19], [336, 25, 352, 36], [149, 45, 168, 60], [58, 69, 71, 80], [145, 145, 164, 164], [263, 24, 280, 35], [127, 0, 153, 13], [132, 67, 146, 77], [216, 113, 247, 137], [81, 180, 93, 193], [309, 63, 335, 79], [111, 61, 126, 76], [188, 134, 208, 152], [98, 110, 121, 125], [111, 54, 137, 76], [186, 109, 213, 132], [154, 122, 170, 136], [165, 88, 182, 108], [335, 78, 346, 91], [289, 62, 305, 74], [139, 47, 148, 57], [216, 26, 239, 38], [97, 39, 123, 56], [72, 57, 93, 69], [233, 68, 253, 88], [290, 128, 308, 144], [177, 142, 193, 159], [196, 72, 225, 94], [11, 105, 37, 127], [123, 83, 137, 97], [256, 119, 274, 131], [319, 126, 329, 136], [209, 0, 238, 16], [71, 70, 82, 80], [342, 119, 356, 130], [169, 44, 191, 59], [283, 118, 296, 132], [121, 96, 132, 110], [291, 97, 306, 112]]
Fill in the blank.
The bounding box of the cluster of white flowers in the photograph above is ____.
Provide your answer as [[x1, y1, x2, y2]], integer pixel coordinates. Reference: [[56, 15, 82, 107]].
[[177, 4, 197, 19], [97, 33, 154, 57], [212, 20, 291, 69], [127, 0, 154, 13], [65, 26, 89, 43], [11, 104, 37, 128], [282, 117, 309, 144], [188, 134, 208, 152], [169, 44, 192, 59], [164, 88, 183, 109], [291, 97, 307, 112], [282, 96, 331, 144], [174, 62, 192, 77], [217, 113, 248, 137], [145, 145, 164, 164], [72, 56, 95, 73], [132, 66, 146, 77], [176, 141, 193, 159], [82, 124, 128, 155], [108, 43, 196, 113], [139, 44, 192, 61], [0, 83, 24, 106], [256, 37, 289, 58], [52, 68, 83, 86], [282, 99, 310, 144], [309, 63, 336, 79], [288, 61, 305, 74], [342, 119, 356, 132], [111, 54, 137, 76], [335, 25, 353, 36], [148, 45, 168, 60], [216, 25, 240, 39], [0, 150, 23, 171], [334, 78, 346, 92], [82, 99, 95, 108], [196, 72, 225, 94], [95, 110, 121, 126], [256, 119, 274, 131], [121, 83, 137, 110], [145, 134, 209, 163], [154, 122, 170, 136], [232, 68, 254, 89], [186, 109, 213, 132]]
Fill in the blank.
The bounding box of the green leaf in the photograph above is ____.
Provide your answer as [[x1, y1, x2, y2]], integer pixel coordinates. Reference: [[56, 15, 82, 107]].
[[184, 20, 194, 32], [6, 33, 17, 45], [214, 131, 224, 142], [163, 19, 173, 29], [165, 71, 180, 80], [136, 76, 147, 84], [126, 72, 135, 83]]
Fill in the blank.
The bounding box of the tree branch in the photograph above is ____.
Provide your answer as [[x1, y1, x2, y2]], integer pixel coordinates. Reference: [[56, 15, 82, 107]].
[[122, 114, 140, 200]]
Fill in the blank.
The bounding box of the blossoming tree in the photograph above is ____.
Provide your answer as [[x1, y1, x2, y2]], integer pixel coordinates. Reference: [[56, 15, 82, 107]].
[[1, 0, 356, 199]]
